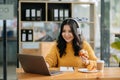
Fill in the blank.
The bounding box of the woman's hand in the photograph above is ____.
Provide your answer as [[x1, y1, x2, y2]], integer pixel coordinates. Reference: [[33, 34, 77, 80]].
[[87, 60, 97, 71], [79, 49, 97, 71], [79, 49, 89, 59], [79, 49, 89, 65], [81, 56, 90, 65]]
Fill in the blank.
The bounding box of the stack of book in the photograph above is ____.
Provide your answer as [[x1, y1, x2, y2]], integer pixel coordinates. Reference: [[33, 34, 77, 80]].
[[25, 8, 42, 21], [52, 8, 69, 21]]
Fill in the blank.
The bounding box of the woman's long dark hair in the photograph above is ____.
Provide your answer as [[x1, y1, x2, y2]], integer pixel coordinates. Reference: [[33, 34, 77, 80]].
[[57, 19, 83, 58]]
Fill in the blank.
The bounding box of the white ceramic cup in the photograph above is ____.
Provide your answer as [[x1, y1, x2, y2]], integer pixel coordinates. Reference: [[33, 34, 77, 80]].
[[97, 60, 104, 72]]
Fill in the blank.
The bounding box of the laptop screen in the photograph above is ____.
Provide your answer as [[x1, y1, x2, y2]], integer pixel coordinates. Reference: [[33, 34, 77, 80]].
[[19, 54, 52, 75]]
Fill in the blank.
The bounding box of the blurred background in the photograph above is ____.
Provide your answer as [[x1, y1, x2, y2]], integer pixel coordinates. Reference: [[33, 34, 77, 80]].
[[0, 0, 120, 79]]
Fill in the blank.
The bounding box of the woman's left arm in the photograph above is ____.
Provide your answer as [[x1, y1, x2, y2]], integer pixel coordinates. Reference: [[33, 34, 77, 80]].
[[83, 41, 98, 60], [82, 41, 98, 70]]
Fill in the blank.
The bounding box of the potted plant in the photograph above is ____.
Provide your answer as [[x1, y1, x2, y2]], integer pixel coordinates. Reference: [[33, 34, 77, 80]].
[[111, 37, 120, 67]]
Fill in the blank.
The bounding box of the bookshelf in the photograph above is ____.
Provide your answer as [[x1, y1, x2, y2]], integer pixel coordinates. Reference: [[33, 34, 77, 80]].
[[18, 0, 96, 55]]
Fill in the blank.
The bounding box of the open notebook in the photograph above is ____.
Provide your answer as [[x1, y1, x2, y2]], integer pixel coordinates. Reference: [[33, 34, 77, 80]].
[[18, 54, 62, 76]]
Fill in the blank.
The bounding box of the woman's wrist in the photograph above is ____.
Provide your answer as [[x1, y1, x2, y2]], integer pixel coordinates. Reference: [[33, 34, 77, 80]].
[[84, 60, 90, 65]]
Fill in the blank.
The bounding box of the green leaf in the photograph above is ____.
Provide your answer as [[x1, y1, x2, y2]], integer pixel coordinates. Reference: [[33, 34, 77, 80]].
[[112, 54, 120, 63], [111, 41, 120, 50]]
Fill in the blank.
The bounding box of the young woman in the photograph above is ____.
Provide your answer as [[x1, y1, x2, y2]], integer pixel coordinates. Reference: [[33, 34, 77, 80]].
[[45, 18, 98, 70]]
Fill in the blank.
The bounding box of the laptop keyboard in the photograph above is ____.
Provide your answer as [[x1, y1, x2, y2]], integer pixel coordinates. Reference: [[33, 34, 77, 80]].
[[50, 70, 62, 74]]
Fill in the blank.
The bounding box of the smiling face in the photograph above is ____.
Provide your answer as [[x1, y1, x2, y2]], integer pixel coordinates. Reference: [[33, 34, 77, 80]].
[[62, 25, 74, 43]]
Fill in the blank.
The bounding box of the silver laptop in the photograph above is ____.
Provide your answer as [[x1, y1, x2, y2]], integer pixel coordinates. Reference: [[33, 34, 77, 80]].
[[18, 54, 62, 76]]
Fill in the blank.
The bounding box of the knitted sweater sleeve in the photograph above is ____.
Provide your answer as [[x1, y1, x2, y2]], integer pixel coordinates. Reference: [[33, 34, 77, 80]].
[[83, 41, 98, 69], [45, 43, 58, 67], [83, 41, 98, 60]]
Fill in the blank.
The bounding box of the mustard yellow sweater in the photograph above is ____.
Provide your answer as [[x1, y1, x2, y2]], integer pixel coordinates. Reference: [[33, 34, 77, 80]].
[[45, 41, 97, 68]]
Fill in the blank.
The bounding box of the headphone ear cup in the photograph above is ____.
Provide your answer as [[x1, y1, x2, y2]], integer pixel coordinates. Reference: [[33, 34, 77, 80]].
[[73, 18, 81, 34], [77, 27, 81, 35]]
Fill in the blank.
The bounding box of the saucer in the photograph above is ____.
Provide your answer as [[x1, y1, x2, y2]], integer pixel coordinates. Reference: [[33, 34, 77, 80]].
[[78, 68, 98, 73]]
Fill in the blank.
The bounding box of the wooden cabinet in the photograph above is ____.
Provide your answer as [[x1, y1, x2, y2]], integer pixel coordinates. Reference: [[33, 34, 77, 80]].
[[18, 0, 96, 55]]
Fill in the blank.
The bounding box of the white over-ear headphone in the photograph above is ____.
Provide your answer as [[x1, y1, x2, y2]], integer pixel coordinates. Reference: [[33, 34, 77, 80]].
[[63, 17, 82, 35]]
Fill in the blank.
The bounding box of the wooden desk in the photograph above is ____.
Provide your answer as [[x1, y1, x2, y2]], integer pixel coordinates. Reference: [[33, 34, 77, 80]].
[[16, 67, 120, 80]]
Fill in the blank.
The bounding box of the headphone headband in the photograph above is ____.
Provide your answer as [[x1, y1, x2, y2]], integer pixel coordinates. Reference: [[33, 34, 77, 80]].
[[72, 18, 81, 35]]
